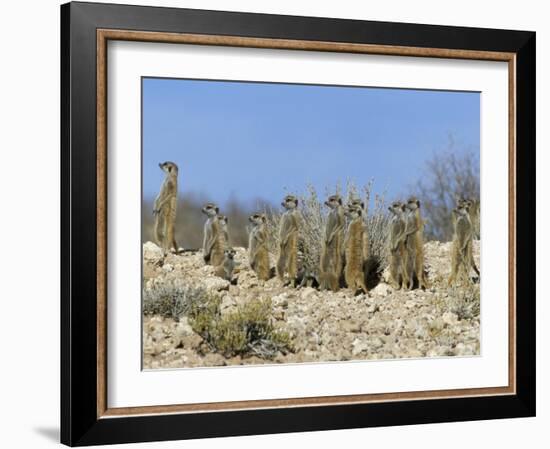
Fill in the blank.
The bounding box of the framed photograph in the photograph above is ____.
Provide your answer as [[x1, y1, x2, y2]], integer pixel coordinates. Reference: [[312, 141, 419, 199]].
[[61, 1, 535, 446]]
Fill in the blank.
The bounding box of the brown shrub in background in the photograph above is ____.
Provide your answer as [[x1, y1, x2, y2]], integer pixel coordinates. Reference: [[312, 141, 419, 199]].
[[413, 147, 480, 242]]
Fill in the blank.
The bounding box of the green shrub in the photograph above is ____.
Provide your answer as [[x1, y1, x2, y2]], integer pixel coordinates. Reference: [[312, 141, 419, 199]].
[[190, 298, 293, 359]]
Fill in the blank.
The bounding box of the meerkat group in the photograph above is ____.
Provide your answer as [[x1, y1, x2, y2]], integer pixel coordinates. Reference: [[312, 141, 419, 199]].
[[152, 163, 478, 291]]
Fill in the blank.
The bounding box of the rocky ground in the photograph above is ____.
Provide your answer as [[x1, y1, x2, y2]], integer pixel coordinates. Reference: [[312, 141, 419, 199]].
[[142, 240, 480, 369]]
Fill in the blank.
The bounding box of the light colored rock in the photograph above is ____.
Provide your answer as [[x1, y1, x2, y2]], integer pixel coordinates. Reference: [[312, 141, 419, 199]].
[[174, 317, 194, 338], [202, 277, 230, 292], [351, 338, 369, 356], [371, 283, 392, 296], [442, 311, 459, 326], [143, 241, 164, 264], [300, 287, 317, 300]]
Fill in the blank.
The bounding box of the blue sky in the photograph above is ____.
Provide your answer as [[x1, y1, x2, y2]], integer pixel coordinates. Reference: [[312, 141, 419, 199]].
[[142, 78, 479, 206]]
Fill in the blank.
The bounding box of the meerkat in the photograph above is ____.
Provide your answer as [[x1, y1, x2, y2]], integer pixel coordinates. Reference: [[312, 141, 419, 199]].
[[153, 161, 179, 253], [455, 197, 480, 277], [248, 213, 271, 281], [215, 248, 236, 281], [319, 194, 345, 291], [217, 215, 230, 248], [388, 201, 409, 290], [276, 195, 300, 287], [348, 198, 369, 263], [448, 203, 475, 286], [404, 197, 429, 290], [201, 203, 225, 266], [343, 205, 368, 293]]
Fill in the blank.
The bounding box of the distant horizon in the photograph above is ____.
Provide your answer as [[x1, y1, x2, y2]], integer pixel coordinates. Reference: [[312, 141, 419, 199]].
[[142, 78, 479, 205]]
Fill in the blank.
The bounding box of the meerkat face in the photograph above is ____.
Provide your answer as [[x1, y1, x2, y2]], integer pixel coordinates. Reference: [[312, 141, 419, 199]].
[[224, 248, 236, 259], [406, 197, 420, 211], [456, 196, 474, 210], [454, 206, 470, 217], [159, 161, 178, 175], [345, 205, 362, 219], [388, 201, 405, 215], [324, 194, 342, 209], [249, 213, 266, 226], [459, 203, 471, 214], [281, 195, 298, 210], [348, 198, 365, 210], [202, 203, 219, 217], [218, 215, 228, 226]]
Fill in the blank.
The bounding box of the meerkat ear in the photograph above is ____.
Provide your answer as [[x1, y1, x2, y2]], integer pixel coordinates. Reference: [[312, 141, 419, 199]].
[[338, 197, 343, 205], [295, 198, 299, 206], [215, 206, 220, 214], [388, 206, 392, 212], [417, 199, 421, 207]]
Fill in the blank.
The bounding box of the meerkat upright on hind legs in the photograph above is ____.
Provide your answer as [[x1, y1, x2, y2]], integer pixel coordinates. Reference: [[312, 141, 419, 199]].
[[248, 213, 271, 281], [448, 202, 475, 287], [404, 196, 429, 290], [455, 197, 480, 277], [343, 205, 368, 294], [201, 203, 226, 266], [217, 215, 229, 248], [388, 201, 409, 290], [319, 194, 345, 291], [276, 195, 300, 287], [215, 248, 237, 281], [348, 198, 369, 266], [153, 161, 179, 253]]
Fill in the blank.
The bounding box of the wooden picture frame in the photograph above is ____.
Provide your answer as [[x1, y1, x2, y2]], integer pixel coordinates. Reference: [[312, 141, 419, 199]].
[[61, 1, 535, 446]]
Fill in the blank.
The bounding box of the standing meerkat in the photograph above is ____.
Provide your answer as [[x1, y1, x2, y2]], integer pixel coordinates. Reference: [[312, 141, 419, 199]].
[[215, 248, 237, 281], [319, 194, 345, 291], [201, 203, 225, 266], [276, 195, 300, 287], [153, 161, 179, 253], [348, 198, 369, 263], [448, 203, 475, 286], [388, 201, 409, 290], [455, 197, 480, 277], [404, 197, 429, 290], [217, 215, 230, 248], [248, 213, 271, 281], [343, 205, 368, 293]]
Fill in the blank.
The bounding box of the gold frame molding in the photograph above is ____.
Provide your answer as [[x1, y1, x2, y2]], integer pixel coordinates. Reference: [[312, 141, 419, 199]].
[[96, 29, 516, 419]]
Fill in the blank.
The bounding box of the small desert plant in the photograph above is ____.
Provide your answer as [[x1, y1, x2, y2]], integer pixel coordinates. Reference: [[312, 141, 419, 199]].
[[265, 181, 389, 279], [189, 297, 293, 358], [142, 281, 212, 321], [358, 181, 390, 279], [446, 283, 481, 321]]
